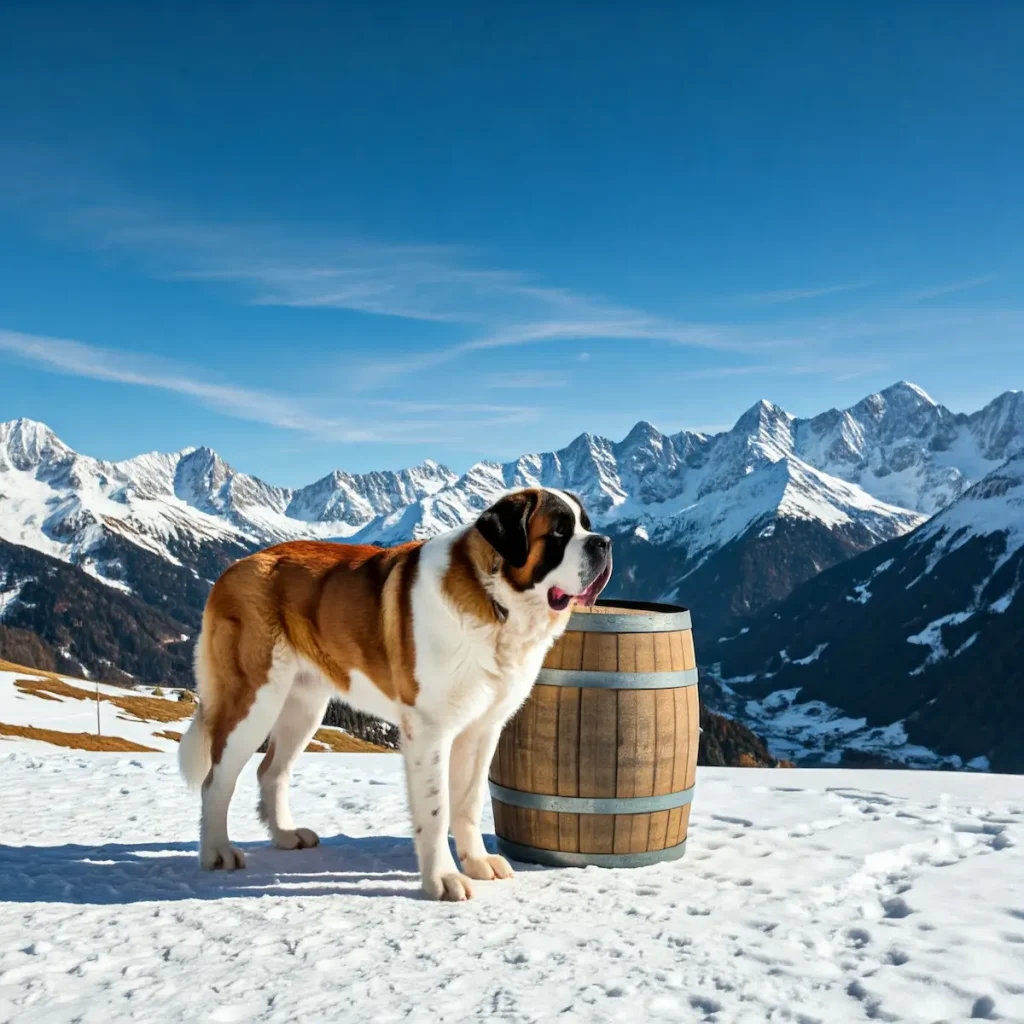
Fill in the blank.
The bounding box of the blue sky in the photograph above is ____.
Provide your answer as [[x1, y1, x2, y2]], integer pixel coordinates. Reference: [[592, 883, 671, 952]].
[[1, 2, 1022, 485]]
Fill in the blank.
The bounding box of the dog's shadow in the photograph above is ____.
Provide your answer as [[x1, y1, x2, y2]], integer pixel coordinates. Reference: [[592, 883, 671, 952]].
[[0, 833, 521, 905]]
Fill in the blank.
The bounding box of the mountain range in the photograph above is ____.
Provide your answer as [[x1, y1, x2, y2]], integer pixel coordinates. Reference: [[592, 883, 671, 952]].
[[710, 448, 1024, 773], [1, 381, 1022, 769]]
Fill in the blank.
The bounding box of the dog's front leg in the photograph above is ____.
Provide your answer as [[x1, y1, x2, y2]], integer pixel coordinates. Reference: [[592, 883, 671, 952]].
[[450, 719, 514, 882], [401, 711, 474, 901]]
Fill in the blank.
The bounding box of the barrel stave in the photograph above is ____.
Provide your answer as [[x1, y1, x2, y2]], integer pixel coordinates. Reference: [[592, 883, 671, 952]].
[[489, 600, 698, 867]]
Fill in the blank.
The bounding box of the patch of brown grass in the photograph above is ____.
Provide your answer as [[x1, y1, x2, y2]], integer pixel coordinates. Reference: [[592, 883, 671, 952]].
[[0, 658, 63, 680], [0, 721, 158, 752], [6, 662, 387, 754], [15, 677, 194, 724], [307, 727, 388, 754]]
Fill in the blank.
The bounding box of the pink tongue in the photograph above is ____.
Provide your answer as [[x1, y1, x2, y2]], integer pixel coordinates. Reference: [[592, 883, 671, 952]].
[[551, 587, 570, 600]]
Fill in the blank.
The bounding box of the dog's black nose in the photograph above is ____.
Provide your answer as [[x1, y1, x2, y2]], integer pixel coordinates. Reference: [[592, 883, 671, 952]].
[[586, 534, 612, 557]]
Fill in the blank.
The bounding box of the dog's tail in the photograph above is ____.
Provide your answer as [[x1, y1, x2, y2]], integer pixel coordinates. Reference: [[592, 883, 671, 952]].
[[178, 627, 214, 788], [178, 704, 211, 788]]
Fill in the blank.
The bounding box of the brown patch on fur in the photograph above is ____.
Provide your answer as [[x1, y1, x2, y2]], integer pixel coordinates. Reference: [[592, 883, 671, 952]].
[[14, 677, 194, 723], [196, 539, 426, 763], [0, 721, 158, 752], [442, 530, 506, 625], [385, 543, 422, 706], [503, 494, 555, 592]]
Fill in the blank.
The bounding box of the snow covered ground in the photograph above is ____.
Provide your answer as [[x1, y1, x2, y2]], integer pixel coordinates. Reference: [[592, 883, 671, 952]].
[[0, 668, 189, 753], [1, 749, 1021, 1023]]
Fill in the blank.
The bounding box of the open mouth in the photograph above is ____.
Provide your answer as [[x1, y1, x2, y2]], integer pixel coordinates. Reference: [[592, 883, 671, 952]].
[[547, 560, 613, 612]]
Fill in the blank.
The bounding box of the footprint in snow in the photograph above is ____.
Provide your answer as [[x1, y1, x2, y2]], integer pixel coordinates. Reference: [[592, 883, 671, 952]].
[[882, 896, 913, 920], [710, 814, 753, 828]]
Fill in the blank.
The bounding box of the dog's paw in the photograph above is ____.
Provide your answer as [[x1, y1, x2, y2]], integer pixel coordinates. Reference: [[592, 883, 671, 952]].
[[423, 872, 475, 902], [200, 842, 246, 871], [461, 853, 515, 881], [273, 827, 320, 850]]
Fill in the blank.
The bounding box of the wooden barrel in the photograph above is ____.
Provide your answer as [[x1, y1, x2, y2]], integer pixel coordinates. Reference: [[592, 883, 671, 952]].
[[489, 599, 698, 868]]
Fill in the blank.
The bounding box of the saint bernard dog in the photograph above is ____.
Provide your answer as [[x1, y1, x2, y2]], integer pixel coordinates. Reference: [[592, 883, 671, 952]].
[[178, 487, 612, 901]]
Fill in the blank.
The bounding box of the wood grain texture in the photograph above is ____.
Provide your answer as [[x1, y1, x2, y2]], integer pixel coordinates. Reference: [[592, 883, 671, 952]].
[[614, 688, 638, 854], [578, 687, 618, 854], [491, 606, 698, 860], [556, 686, 581, 851]]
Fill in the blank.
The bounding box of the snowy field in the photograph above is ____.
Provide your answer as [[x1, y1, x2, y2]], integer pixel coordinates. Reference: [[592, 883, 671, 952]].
[[1, 748, 1021, 1023], [0, 668, 189, 753]]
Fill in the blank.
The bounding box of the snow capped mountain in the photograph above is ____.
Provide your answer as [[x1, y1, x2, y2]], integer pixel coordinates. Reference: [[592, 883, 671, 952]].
[[795, 381, 1024, 513], [0, 418, 455, 576], [3, 381, 1024, 771], [1, 380, 1021, 644], [710, 449, 1024, 772]]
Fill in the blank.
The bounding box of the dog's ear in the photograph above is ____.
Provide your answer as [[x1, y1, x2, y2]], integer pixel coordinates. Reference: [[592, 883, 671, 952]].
[[475, 491, 539, 569]]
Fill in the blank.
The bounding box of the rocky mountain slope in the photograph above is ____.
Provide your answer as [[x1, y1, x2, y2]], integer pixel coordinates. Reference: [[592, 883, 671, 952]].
[[710, 450, 1024, 772], [0, 536, 193, 684]]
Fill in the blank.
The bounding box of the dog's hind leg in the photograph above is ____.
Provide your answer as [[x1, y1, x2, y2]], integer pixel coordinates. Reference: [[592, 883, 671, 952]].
[[199, 644, 294, 871], [257, 675, 332, 850]]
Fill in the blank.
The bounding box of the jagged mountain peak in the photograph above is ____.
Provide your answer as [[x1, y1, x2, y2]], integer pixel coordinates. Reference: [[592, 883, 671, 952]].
[[0, 417, 71, 471], [879, 380, 938, 407], [620, 419, 666, 448], [738, 396, 791, 420]]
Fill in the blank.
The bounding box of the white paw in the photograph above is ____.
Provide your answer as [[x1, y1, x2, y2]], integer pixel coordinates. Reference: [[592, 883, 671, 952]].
[[200, 842, 246, 871], [423, 872, 475, 902], [273, 827, 320, 850], [462, 853, 515, 881]]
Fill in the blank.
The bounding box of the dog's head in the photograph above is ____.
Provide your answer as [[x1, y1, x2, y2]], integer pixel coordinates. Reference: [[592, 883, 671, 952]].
[[475, 488, 612, 613]]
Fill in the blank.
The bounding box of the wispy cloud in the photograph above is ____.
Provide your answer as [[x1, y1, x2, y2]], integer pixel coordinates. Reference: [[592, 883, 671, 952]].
[[7, 177, 1018, 403], [908, 275, 997, 302], [742, 283, 870, 305], [61, 204, 613, 326], [0, 329, 538, 444], [22, 200, 814, 387], [351, 315, 802, 389]]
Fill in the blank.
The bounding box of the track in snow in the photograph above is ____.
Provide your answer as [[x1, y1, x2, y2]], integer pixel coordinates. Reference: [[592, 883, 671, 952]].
[[0, 752, 1022, 1023]]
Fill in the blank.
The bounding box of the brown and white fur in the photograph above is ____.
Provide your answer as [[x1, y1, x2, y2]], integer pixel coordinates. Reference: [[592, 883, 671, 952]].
[[178, 487, 612, 901]]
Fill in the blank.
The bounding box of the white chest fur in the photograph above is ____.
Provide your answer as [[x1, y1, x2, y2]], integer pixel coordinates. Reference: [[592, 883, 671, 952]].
[[410, 532, 568, 730]]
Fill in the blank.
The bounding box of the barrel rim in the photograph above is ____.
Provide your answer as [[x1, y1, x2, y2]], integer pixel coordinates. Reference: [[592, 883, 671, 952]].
[[535, 667, 698, 690], [495, 836, 688, 869], [489, 780, 695, 815], [568, 598, 691, 633]]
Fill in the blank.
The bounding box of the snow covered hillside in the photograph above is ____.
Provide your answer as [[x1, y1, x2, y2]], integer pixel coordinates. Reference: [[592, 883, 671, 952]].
[[0, 666, 385, 755], [0, 750, 1021, 1023], [712, 451, 1024, 773]]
